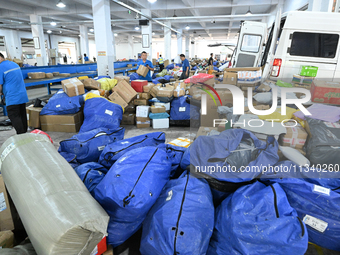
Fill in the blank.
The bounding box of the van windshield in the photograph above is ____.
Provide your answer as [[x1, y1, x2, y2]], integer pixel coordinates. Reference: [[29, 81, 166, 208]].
[[240, 34, 262, 53], [290, 32, 339, 58]]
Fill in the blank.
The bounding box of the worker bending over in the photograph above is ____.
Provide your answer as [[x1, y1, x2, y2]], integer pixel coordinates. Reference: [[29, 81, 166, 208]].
[[137, 51, 154, 82]]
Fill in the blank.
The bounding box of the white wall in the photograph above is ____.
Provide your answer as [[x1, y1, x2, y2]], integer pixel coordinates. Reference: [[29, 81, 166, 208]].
[[115, 42, 143, 60]]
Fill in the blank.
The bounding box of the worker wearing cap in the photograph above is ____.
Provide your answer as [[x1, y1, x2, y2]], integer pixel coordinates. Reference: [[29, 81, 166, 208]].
[[158, 55, 164, 71], [0, 53, 29, 134], [137, 51, 154, 82], [180, 54, 190, 80]]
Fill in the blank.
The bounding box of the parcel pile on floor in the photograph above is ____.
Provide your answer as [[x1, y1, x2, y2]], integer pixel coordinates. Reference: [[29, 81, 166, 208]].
[[2, 65, 340, 254]]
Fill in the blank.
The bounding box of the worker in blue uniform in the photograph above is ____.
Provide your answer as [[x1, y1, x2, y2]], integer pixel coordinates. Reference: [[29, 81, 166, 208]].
[[180, 54, 190, 80], [0, 53, 29, 134], [84, 53, 89, 62], [137, 51, 154, 82]]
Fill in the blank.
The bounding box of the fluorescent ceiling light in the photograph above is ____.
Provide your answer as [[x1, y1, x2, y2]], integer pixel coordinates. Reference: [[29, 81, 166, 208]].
[[50, 22, 57, 26], [152, 32, 155, 35], [148, 0, 157, 3], [89, 28, 94, 32], [135, 26, 140, 30], [59, 31, 62, 34], [114, 33, 118, 36], [56, 0, 66, 8], [47, 30, 52, 34], [78, 34, 81, 37], [185, 25, 190, 30]]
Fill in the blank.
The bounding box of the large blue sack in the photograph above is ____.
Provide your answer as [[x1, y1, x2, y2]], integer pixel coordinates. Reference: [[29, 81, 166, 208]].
[[74, 162, 107, 194], [40, 89, 82, 115], [140, 173, 214, 255], [98, 132, 165, 169], [170, 95, 200, 121], [166, 64, 174, 70], [93, 146, 172, 247], [208, 182, 308, 255], [59, 151, 80, 169], [59, 127, 125, 163], [157, 143, 187, 177], [190, 129, 279, 187], [129, 73, 139, 81], [79, 96, 123, 133], [261, 178, 340, 251]]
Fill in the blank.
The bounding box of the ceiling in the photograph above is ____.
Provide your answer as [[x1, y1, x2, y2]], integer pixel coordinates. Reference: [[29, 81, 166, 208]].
[[0, 0, 284, 42]]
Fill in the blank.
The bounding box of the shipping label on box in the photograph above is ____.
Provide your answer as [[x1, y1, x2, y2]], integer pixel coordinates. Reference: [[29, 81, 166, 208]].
[[108, 91, 128, 109], [0, 176, 14, 231], [136, 65, 149, 77], [311, 80, 340, 105]]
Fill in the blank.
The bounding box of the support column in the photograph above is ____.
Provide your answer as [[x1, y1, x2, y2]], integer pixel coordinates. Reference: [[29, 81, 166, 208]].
[[141, 9, 152, 60], [92, 0, 114, 77], [30, 15, 48, 66], [5, 30, 22, 60], [308, 0, 333, 11], [79, 25, 89, 63], [127, 34, 133, 59], [177, 29, 183, 56], [164, 21, 171, 62], [185, 36, 190, 59], [112, 29, 116, 62]]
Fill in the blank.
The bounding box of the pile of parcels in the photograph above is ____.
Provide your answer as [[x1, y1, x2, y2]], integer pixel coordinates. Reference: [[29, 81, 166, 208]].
[[26, 73, 199, 132], [26, 71, 72, 79]]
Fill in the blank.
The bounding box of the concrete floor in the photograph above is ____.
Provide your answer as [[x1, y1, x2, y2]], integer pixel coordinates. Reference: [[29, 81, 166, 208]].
[[0, 85, 339, 255]]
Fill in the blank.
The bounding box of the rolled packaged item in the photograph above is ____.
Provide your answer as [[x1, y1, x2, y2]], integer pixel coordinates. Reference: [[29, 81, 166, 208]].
[[0, 134, 109, 255]]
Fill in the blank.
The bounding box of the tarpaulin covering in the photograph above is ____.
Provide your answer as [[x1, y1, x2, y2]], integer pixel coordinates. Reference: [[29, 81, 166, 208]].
[[140, 173, 214, 255], [59, 127, 125, 163], [170, 96, 200, 121], [0, 134, 109, 255], [74, 162, 108, 194], [98, 132, 165, 169], [93, 146, 172, 247], [208, 182, 308, 255], [79, 94, 123, 133], [261, 178, 340, 251], [40, 89, 82, 115]]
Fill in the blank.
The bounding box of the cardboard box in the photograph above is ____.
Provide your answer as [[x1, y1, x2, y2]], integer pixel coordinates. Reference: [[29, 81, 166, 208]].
[[137, 65, 149, 77], [125, 103, 135, 114], [122, 113, 135, 125], [59, 73, 71, 77], [168, 138, 192, 148], [40, 111, 84, 133], [112, 80, 137, 103], [223, 72, 237, 85], [311, 80, 340, 105], [136, 116, 149, 122], [200, 90, 233, 127], [164, 60, 169, 67], [0, 175, 14, 232], [45, 73, 53, 78], [127, 64, 133, 68], [151, 105, 166, 113], [136, 117, 150, 128], [136, 106, 150, 117], [82, 78, 101, 90], [12, 58, 23, 67], [256, 83, 271, 92], [0, 230, 14, 249], [134, 99, 148, 106], [152, 59, 157, 66], [196, 127, 219, 138], [109, 91, 128, 109], [292, 74, 313, 85], [226, 67, 262, 85], [154, 102, 170, 111], [174, 82, 186, 97], [115, 76, 130, 83], [150, 85, 159, 98], [300, 66, 318, 77], [156, 84, 174, 97], [53, 72, 59, 76], [152, 118, 169, 129], [26, 106, 43, 128], [62, 78, 85, 97], [27, 72, 45, 79], [137, 93, 151, 100], [143, 83, 156, 93], [281, 124, 308, 150]]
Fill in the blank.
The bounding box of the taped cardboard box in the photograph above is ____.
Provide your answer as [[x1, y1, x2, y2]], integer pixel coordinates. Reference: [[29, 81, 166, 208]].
[[137, 65, 149, 77], [223, 72, 237, 85], [150, 85, 160, 98], [280, 123, 308, 150], [143, 83, 156, 93], [151, 105, 166, 113], [27, 72, 45, 79], [137, 93, 151, 100], [45, 73, 53, 79], [0, 230, 14, 249], [226, 67, 262, 85], [127, 64, 133, 68], [59, 73, 71, 77], [174, 82, 186, 97], [62, 78, 85, 97], [82, 78, 101, 90], [311, 80, 340, 105], [53, 72, 60, 76], [0, 175, 14, 232], [26, 106, 43, 128], [196, 127, 219, 139], [114, 76, 130, 83], [136, 117, 150, 128], [122, 113, 135, 125], [108, 91, 128, 109], [134, 99, 148, 106], [156, 84, 174, 97], [40, 111, 83, 133], [136, 106, 150, 117], [112, 80, 137, 103]]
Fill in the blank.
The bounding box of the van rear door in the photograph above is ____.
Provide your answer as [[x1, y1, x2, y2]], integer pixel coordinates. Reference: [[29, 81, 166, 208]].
[[233, 21, 267, 68]]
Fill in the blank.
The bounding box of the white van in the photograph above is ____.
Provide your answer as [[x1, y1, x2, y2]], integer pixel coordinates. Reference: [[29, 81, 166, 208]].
[[232, 11, 340, 82]]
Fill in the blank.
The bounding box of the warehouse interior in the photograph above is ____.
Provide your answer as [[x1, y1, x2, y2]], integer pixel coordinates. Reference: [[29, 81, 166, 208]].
[[1, 0, 340, 254]]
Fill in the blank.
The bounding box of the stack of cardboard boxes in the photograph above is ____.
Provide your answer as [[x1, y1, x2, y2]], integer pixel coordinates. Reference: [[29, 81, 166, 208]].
[[136, 106, 150, 128], [292, 66, 318, 89], [108, 80, 137, 110]]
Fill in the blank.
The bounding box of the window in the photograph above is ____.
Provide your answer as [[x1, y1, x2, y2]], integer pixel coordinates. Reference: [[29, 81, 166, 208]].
[[290, 32, 339, 58], [240, 34, 262, 53]]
